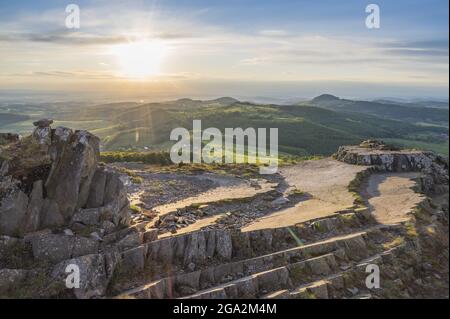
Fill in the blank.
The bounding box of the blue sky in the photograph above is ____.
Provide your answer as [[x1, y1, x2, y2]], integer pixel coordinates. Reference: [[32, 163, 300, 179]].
[[0, 0, 448, 99]]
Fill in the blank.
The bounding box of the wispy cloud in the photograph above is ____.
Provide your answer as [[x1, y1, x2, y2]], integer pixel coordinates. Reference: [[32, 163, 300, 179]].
[[0, 0, 447, 93]]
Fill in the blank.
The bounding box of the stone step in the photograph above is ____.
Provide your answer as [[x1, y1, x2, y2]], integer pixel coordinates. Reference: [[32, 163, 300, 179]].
[[179, 232, 407, 300], [265, 245, 404, 299], [115, 230, 371, 298], [179, 252, 345, 299], [111, 208, 377, 292]]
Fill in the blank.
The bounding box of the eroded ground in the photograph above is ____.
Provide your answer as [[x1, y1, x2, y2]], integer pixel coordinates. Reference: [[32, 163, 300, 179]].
[[112, 158, 425, 237]]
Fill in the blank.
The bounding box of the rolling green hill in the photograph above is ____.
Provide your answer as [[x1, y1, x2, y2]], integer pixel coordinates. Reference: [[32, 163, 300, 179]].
[[1, 95, 448, 156], [306, 94, 449, 127]]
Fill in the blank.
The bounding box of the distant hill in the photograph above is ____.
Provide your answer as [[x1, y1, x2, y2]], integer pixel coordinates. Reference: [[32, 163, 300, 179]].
[[311, 94, 341, 103], [0, 113, 29, 127], [305, 95, 449, 127], [373, 99, 449, 110]]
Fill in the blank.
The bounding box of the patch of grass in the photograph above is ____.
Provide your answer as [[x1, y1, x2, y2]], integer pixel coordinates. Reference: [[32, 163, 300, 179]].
[[383, 236, 405, 250], [101, 151, 172, 165], [113, 167, 144, 184], [289, 188, 305, 196], [405, 223, 419, 238], [311, 221, 326, 233], [130, 204, 142, 214], [339, 213, 358, 227], [299, 291, 317, 299]]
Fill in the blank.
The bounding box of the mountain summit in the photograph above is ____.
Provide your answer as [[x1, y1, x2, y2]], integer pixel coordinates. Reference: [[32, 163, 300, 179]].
[[311, 94, 341, 103]]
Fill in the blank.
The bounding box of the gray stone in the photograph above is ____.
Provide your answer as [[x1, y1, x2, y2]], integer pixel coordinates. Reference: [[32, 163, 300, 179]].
[[33, 119, 53, 128], [39, 199, 64, 229], [271, 197, 290, 207], [45, 130, 100, 219], [143, 228, 158, 243], [86, 169, 107, 208], [215, 230, 232, 260], [72, 208, 101, 226], [116, 231, 142, 251], [121, 246, 146, 272], [32, 127, 52, 145], [101, 220, 116, 234], [31, 234, 73, 263], [31, 233, 98, 263], [51, 254, 110, 299], [23, 180, 44, 234], [0, 188, 29, 236]]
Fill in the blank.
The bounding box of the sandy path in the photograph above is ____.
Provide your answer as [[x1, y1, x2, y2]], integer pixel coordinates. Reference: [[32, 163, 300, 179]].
[[364, 172, 423, 224], [242, 158, 367, 232]]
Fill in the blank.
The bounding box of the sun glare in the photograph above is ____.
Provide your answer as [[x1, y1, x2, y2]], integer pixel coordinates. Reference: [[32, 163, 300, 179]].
[[112, 40, 167, 79]]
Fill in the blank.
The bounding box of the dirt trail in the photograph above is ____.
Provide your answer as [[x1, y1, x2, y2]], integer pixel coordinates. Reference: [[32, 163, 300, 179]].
[[364, 172, 423, 224], [242, 158, 367, 232]]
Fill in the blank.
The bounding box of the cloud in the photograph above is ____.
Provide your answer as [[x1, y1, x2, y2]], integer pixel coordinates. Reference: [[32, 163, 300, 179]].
[[376, 39, 449, 61], [259, 30, 291, 37], [0, 30, 196, 46], [381, 39, 449, 50], [385, 48, 449, 58]]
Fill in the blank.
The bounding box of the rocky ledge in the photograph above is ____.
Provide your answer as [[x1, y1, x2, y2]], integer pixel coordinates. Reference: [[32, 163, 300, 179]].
[[334, 140, 449, 195]]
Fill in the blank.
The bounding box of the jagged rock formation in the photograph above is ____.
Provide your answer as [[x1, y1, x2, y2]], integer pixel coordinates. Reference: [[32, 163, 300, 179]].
[[0, 120, 130, 236], [0, 120, 141, 298]]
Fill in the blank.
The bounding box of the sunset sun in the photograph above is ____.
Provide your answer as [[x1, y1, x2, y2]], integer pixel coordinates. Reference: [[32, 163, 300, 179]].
[[112, 40, 167, 78]]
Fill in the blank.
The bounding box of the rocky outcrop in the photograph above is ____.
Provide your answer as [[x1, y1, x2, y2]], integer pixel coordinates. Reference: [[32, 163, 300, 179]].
[[0, 120, 131, 236], [334, 140, 448, 172], [335, 140, 449, 197]]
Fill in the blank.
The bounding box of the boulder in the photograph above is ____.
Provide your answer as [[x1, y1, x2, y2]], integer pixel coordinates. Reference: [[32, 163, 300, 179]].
[[33, 119, 54, 128], [23, 180, 44, 234], [51, 253, 111, 299], [31, 233, 99, 264], [32, 127, 52, 145], [96, 171, 130, 226], [71, 208, 101, 226], [39, 199, 64, 229], [45, 130, 100, 219], [0, 187, 29, 236], [86, 168, 107, 208]]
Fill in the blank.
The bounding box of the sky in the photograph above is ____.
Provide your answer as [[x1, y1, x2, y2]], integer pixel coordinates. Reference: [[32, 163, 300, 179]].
[[0, 0, 448, 100]]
